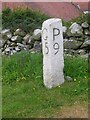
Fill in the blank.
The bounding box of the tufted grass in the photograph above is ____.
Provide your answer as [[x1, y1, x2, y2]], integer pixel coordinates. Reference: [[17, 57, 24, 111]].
[[2, 51, 89, 118]]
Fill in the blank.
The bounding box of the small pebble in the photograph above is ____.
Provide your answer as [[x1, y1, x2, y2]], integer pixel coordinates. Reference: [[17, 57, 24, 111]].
[[66, 76, 73, 81]]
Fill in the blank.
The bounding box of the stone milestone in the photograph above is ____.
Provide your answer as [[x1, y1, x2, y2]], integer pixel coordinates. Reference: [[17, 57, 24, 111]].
[[42, 18, 64, 89]]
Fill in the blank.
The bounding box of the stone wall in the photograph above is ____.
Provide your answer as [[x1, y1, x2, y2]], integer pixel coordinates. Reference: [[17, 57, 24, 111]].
[[0, 21, 90, 56]]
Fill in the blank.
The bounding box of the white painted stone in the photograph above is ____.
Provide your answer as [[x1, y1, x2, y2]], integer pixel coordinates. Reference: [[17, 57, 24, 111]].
[[42, 18, 64, 89], [62, 26, 67, 33]]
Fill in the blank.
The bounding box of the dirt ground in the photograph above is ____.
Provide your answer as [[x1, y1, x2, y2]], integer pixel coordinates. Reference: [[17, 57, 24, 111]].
[[54, 102, 88, 118]]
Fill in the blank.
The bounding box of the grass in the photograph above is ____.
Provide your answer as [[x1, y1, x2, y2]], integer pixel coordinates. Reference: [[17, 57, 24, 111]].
[[2, 51, 89, 118]]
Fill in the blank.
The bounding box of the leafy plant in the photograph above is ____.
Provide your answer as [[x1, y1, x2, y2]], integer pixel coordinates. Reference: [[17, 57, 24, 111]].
[[2, 8, 49, 33]]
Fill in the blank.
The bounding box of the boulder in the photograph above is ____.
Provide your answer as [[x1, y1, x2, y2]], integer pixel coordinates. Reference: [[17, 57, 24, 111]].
[[84, 29, 90, 35], [81, 22, 89, 28], [4, 47, 10, 54], [81, 39, 90, 50], [29, 48, 37, 53], [64, 49, 75, 55], [34, 41, 41, 52], [0, 38, 5, 48], [1, 29, 10, 35], [24, 45, 31, 50], [28, 36, 34, 48], [1, 29, 12, 40], [64, 39, 83, 50], [76, 49, 86, 55], [10, 49, 17, 55], [33, 29, 42, 41], [9, 42, 16, 47], [17, 43, 25, 48], [69, 36, 85, 42], [15, 46, 21, 52], [67, 22, 83, 37], [14, 29, 26, 37], [69, 22, 82, 33], [23, 34, 31, 44], [11, 35, 22, 43]]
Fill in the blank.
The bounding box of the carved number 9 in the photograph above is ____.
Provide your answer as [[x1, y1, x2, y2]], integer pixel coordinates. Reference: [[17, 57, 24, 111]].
[[45, 42, 49, 54], [53, 43, 59, 55]]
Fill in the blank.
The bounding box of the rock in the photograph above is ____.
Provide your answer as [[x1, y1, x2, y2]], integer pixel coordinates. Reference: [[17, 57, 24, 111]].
[[34, 41, 41, 52], [29, 48, 37, 53], [81, 39, 90, 50], [1, 29, 10, 35], [5, 47, 10, 53], [24, 45, 31, 50], [84, 29, 90, 35], [81, 22, 89, 28], [9, 42, 16, 47], [11, 35, 22, 43], [33, 29, 42, 41], [1, 29, 12, 40], [64, 39, 83, 50], [2, 51, 5, 55], [65, 76, 73, 81], [23, 34, 31, 44], [16, 43, 26, 50], [67, 22, 83, 37], [67, 36, 85, 42], [14, 29, 26, 37], [64, 49, 75, 55], [0, 38, 5, 48], [76, 49, 86, 55], [10, 49, 17, 55], [28, 36, 34, 48], [63, 39, 68, 42], [17, 43, 24, 47], [69, 22, 82, 33], [15, 46, 21, 52], [62, 26, 67, 33], [81, 54, 88, 59]]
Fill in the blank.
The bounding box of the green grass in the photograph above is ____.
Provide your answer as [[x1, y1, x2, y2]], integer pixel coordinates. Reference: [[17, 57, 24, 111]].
[[2, 51, 89, 118]]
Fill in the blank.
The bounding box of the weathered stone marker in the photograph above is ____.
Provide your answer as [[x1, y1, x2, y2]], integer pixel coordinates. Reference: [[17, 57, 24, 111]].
[[42, 18, 64, 89]]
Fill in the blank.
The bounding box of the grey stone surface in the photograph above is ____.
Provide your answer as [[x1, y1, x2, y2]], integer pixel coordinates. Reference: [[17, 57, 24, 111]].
[[64, 39, 83, 50], [17, 43, 24, 46], [69, 22, 82, 34], [5, 47, 10, 52], [66, 76, 73, 81], [76, 49, 86, 55], [84, 29, 90, 35], [33, 29, 42, 41], [1, 29, 12, 40], [15, 46, 21, 52], [81, 39, 90, 48], [14, 29, 26, 37], [81, 22, 89, 28], [23, 34, 30, 44], [11, 35, 22, 43], [0, 38, 5, 48], [1, 29, 10, 35], [34, 41, 41, 51]]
